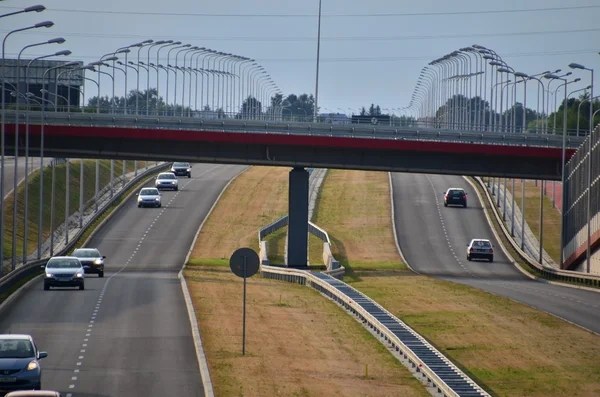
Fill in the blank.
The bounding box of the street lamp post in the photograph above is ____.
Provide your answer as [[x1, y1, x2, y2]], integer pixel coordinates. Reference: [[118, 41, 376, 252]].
[[135, 40, 154, 115], [544, 73, 572, 269], [1, 20, 54, 271], [42, 61, 77, 257], [314, 0, 322, 123], [28, 51, 71, 260], [568, 63, 594, 273], [16, 39, 66, 265]]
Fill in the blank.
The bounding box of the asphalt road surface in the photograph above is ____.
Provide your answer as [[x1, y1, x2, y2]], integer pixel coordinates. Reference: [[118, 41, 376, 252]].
[[391, 173, 600, 334], [0, 163, 246, 396]]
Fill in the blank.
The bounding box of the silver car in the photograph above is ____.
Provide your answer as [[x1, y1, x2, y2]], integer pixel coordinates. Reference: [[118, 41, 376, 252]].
[[137, 187, 161, 208], [0, 335, 48, 393], [466, 239, 494, 262], [155, 172, 178, 191], [43, 257, 85, 290]]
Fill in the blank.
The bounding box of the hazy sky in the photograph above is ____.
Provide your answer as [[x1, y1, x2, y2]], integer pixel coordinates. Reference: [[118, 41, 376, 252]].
[[1, 0, 599, 115]]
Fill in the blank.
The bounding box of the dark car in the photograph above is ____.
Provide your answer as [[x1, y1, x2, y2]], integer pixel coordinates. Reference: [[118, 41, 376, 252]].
[[0, 335, 47, 393], [467, 239, 494, 262], [170, 162, 191, 178], [42, 257, 85, 291], [72, 248, 105, 278], [444, 188, 467, 208]]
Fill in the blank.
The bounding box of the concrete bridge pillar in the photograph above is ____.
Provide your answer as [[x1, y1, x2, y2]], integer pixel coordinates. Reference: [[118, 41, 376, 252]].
[[288, 167, 309, 267]]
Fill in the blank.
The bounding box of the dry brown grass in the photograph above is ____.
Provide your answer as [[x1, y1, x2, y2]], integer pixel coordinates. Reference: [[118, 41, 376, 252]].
[[351, 271, 600, 397], [185, 166, 429, 396], [505, 179, 561, 264], [310, 171, 600, 396], [311, 170, 405, 280], [185, 266, 428, 397], [190, 166, 289, 262]]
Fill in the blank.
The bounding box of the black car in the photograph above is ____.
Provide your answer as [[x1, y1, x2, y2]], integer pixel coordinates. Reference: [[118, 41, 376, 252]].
[[72, 248, 106, 277], [444, 188, 467, 207], [170, 162, 191, 178]]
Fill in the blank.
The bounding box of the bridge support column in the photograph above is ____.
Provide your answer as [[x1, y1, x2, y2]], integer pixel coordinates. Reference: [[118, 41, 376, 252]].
[[288, 167, 309, 267]]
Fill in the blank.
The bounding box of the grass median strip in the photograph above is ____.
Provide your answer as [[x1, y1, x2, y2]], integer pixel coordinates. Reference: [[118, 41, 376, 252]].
[[185, 166, 428, 397], [312, 170, 600, 397]]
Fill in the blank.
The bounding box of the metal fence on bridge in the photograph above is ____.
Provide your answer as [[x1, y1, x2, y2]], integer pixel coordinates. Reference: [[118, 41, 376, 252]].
[[563, 124, 600, 269]]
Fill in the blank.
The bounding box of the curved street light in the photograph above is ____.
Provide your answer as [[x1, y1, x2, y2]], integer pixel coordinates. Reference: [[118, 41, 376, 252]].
[[1, 20, 55, 271]]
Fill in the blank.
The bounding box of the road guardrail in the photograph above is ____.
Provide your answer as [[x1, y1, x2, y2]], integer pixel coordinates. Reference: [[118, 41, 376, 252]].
[[257, 215, 342, 276], [473, 176, 600, 288], [260, 264, 490, 397], [3, 110, 585, 149], [0, 162, 170, 301]]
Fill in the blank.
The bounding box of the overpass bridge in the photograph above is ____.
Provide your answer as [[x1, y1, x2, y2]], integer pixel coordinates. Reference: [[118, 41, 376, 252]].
[[3, 110, 584, 266]]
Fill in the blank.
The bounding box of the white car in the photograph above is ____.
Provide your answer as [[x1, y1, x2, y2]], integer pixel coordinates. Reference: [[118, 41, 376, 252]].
[[43, 256, 85, 290], [466, 239, 494, 262], [137, 187, 161, 208], [155, 172, 178, 191]]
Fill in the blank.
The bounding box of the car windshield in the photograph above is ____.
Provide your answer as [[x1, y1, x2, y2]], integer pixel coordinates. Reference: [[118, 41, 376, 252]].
[[140, 188, 159, 195], [0, 339, 35, 358], [73, 249, 100, 258], [46, 259, 81, 269], [450, 190, 464, 195], [158, 174, 176, 180], [173, 162, 189, 167], [473, 240, 491, 248]]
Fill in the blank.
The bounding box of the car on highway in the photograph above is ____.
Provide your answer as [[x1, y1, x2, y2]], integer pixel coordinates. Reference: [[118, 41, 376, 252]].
[[466, 239, 494, 262], [0, 335, 48, 393], [42, 257, 85, 291], [155, 172, 178, 191], [170, 162, 192, 178], [137, 187, 161, 208], [443, 188, 467, 207], [72, 248, 106, 278]]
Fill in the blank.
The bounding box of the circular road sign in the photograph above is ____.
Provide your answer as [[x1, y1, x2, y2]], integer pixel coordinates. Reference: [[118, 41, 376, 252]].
[[229, 248, 260, 278]]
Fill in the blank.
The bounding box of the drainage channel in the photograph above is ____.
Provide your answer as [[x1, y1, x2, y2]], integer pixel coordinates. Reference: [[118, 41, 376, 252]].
[[309, 272, 489, 397]]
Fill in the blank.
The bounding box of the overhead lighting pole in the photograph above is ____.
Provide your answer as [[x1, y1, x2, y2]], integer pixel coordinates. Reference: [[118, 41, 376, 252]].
[[568, 62, 594, 273], [2, 20, 54, 271], [313, 0, 322, 123]]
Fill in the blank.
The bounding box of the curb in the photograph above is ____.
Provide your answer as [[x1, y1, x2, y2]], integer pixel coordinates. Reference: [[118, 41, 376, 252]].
[[0, 274, 43, 317], [387, 172, 417, 273], [179, 165, 249, 397]]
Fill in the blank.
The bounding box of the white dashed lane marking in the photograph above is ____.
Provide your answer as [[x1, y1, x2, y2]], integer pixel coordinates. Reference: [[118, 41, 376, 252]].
[[426, 175, 478, 278], [424, 176, 599, 310], [64, 176, 200, 397]]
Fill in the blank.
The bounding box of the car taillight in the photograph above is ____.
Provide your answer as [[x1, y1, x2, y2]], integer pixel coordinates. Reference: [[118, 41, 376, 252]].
[[469, 248, 473, 252], [445, 194, 449, 199], [463, 195, 467, 200], [489, 249, 493, 253]]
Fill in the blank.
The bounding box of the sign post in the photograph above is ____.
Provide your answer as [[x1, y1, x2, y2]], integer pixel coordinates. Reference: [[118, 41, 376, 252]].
[[229, 247, 260, 356]]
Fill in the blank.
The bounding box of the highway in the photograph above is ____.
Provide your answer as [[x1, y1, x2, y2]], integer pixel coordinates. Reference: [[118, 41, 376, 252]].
[[391, 173, 600, 334], [0, 163, 245, 396]]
